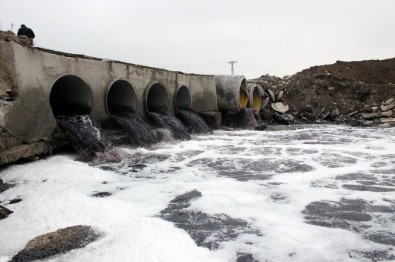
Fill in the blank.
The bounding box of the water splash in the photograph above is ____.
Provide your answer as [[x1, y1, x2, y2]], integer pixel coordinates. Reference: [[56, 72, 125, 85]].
[[176, 109, 212, 134], [148, 112, 191, 140], [224, 108, 257, 129], [56, 115, 111, 157], [153, 128, 176, 143], [111, 112, 158, 147]]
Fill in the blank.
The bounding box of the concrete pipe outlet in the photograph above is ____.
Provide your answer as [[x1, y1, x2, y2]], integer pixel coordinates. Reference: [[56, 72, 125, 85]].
[[145, 83, 169, 113], [175, 85, 192, 111], [50, 75, 93, 116], [106, 80, 137, 115], [214, 75, 248, 111], [247, 83, 262, 112]]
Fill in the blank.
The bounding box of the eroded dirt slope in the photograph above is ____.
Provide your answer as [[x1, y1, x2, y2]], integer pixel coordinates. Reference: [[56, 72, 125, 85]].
[[251, 58, 395, 126]]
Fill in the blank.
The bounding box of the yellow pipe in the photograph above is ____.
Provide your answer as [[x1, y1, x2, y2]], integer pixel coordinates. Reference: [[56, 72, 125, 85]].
[[252, 88, 261, 112], [239, 88, 248, 108]]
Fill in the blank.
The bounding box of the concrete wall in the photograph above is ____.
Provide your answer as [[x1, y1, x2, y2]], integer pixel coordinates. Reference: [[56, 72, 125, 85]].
[[0, 40, 218, 165]]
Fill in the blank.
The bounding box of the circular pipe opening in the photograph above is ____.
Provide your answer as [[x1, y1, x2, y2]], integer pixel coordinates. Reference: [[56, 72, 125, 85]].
[[175, 85, 192, 111], [239, 78, 248, 108], [145, 83, 169, 113], [50, 75, 92, 116], [251, 86, 262, 112], [106, 80, 137, 115], [247, 84, 262, 112]]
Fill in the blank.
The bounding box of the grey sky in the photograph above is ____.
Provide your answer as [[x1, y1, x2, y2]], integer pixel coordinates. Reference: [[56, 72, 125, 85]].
[[1, 0, 394, 78]]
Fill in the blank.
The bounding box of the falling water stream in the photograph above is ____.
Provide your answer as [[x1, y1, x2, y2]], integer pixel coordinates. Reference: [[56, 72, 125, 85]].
[[149, 112, 191, 140], [56, 115, 110, 156], [111, 112, 158, 147], [176, 109, 213, 134]]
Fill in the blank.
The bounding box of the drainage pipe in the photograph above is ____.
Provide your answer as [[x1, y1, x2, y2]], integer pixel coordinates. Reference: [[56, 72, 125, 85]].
[[247, 83, 262, 112], [106, 79, 137, 115], [50, 75, 93, 116], [144, 83, 169, 113], [214, 75, 248, 111], [174, 85, 192, 111]]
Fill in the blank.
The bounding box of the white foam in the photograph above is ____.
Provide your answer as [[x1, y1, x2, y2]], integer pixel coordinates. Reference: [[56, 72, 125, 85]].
[[0, 126, 394, 261]]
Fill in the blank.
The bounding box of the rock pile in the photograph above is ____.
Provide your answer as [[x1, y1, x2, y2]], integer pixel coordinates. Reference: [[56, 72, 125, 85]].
[[249, 75, 295, 126], [250, 74, 289, 90], [359, 98, 395, 127], [250, 57, 395, 127]]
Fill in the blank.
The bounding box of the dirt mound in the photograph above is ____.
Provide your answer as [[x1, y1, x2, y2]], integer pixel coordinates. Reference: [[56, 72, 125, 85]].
[[286, 74, 395, 125], [251, 58, 395, 127], [293, 58, 395, 85]]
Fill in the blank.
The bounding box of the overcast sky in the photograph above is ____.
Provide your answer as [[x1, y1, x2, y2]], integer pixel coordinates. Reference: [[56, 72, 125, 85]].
[[1, 0, 394, 78]]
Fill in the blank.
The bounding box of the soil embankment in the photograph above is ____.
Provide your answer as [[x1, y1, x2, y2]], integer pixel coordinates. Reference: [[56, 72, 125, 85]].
[[251, 58, 395, 127]]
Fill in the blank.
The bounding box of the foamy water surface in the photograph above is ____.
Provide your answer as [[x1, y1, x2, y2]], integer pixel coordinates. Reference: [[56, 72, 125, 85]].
[[0, 125, 394, 261]]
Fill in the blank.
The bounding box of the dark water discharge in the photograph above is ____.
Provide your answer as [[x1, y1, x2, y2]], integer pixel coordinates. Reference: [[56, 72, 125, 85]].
[[149, 112, 191, 140], [56, 115, 110, 156], [223, 108, 257, 130], [111, 112, 157, 147], [176, 109, 212, 134], [234, 108, 257, 129]]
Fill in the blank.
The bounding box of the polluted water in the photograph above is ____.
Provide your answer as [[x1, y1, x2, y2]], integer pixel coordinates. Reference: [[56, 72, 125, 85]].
[[56, 115, 111, 156], [149, 111, 191, 140], [1, 125, 395, 262], [176, 109, 212, 134], [223, 108, 258, 130], [111, 112, 158, 147], [233, 108, 257, 129]]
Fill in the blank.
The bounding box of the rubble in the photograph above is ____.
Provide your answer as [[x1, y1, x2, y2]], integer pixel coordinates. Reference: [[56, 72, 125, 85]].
[[381, 102, 395, 112], [267, 89, 276, 102], [249, 58, 395, 127], [271, 102, 289, 113]]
